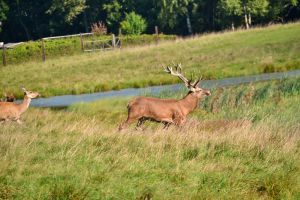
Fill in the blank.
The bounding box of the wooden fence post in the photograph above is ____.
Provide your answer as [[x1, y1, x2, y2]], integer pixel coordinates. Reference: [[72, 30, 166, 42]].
[[112, 34, 116, 48], [118, 29, 122, 48], [155, 26, 159, 44], [41, 39, 46, 62], [2, 43, 7, 66], [80, 33, 84, 52]]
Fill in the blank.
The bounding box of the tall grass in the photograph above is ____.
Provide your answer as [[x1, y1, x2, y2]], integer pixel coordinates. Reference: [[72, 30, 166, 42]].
[[1, 23, 300, 98], [1, 78, 299, 199]]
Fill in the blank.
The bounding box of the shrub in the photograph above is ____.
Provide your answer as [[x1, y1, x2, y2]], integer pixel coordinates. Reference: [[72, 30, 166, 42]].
[[91, 21, 107, 35], [120, 12, 147, 35]]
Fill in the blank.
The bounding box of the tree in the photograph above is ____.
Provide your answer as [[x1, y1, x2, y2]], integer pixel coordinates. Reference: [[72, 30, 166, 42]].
[[245, 0, 269, 28], [156, 0, 196, 34], [219, 0, 269, 29], [0, 0, 8, 33], [103, 0, 122, 32], [268, 0, 299, 22], [47, 0, 87, 24], [0, 0, 300, 42], [218, 0, 243, 30], [120, 12, 147, 35]]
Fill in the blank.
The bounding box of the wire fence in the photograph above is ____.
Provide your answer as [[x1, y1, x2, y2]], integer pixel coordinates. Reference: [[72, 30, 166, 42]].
[[1, 26, 176, 66]]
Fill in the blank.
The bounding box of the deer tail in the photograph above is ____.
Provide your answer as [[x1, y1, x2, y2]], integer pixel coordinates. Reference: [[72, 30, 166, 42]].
[[127, 98, 137, 110]]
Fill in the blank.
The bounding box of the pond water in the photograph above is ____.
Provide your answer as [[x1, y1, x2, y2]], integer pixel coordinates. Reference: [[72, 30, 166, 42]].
[[30, 70, 300, 107]]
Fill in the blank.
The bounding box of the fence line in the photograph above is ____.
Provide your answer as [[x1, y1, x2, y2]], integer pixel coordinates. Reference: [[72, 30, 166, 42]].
[[1, 26, 172, 66], [82, 34, 121, 52], [43, 33, 93, 40]]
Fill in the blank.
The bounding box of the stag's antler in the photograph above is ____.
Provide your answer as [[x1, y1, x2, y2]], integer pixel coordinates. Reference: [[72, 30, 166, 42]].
[[164, 63, 191, 88], [191, 75, 202, 87]]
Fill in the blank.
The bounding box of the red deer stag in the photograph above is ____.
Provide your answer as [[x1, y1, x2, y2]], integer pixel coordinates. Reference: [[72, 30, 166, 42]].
[[0, 88, 39, 124], [119, 64, 211, 130]]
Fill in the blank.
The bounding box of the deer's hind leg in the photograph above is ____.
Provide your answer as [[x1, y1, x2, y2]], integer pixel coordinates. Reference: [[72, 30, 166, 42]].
[[135, 117, 147, 130], [119, 111, 142, 131]]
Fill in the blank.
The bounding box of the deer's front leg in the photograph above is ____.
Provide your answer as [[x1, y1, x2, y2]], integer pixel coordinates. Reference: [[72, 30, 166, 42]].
[[173, 112, 186, 126], [161, 121, 170, 129], [178, 117, 187, 126]]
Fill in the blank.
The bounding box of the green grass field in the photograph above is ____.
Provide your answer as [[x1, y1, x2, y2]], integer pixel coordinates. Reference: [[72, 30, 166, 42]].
[[1, 23, 300, 98], [0, 78, 299, 199]]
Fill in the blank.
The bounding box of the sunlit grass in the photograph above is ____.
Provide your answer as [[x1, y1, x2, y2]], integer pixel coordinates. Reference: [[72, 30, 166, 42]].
[[1, 23, 300, 98], [1, 78, 299, 199]]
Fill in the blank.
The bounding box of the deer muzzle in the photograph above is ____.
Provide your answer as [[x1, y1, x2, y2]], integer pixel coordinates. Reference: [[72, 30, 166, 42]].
[[204, 90, 211, 96]]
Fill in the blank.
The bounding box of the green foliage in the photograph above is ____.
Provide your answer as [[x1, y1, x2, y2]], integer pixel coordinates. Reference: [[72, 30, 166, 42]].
[[3, 34, 175, 65], [0, 0, 8, 32], [47, 0, 87, 24], [219, 0, 269, 26], [103, 0, 122, 29], [248, 0, 269, 16], [1, 0, 300, 42], [268, 0, 299, 22], [156, 0, 192, 28], [120, 12, 147, 35], [219, 0, 243, 16]]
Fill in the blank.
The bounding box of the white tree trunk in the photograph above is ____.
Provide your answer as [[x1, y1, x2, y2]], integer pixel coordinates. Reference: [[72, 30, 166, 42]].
[[248, 13, 252, 27], [244, 6, 249, 29], [186, 13, 193, 34]]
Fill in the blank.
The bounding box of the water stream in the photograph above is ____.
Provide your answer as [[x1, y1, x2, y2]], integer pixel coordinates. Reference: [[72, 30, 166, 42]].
[[30, 70, 300, 107]]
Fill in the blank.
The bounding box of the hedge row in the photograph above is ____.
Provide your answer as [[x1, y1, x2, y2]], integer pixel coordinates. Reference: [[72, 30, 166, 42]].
[[2, 34, 176, 65]]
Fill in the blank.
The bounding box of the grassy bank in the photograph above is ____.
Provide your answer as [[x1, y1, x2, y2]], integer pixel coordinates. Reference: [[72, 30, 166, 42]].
[[1, 22, 300, 98], [0, 78, 299, 199]]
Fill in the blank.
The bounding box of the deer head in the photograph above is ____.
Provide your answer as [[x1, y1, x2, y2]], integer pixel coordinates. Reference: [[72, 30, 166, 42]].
[[164, 63, 211, 98], [21, 87, 40, 99]]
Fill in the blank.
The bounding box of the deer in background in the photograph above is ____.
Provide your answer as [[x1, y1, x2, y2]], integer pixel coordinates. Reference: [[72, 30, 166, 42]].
[[0, 88, 39, 124], [119, 63, 211, 130]]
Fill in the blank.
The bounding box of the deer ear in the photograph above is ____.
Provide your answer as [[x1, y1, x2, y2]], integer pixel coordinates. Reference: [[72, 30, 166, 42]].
[[20, 87, 28, 95], [189, 87, 196, 92]]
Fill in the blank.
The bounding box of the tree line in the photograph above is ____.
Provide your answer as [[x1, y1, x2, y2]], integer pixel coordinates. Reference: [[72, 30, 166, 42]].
[[0, 0, 300, 42]]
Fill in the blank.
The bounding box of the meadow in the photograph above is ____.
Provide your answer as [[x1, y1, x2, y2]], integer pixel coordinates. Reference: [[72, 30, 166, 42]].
[[0, 77, 299, 199], [1, 22, 300, 98]]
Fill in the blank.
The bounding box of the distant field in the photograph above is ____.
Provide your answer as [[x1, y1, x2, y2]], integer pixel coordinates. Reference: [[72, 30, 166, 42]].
[[0, 78, 299, 199], [1, 23, 300, 98]]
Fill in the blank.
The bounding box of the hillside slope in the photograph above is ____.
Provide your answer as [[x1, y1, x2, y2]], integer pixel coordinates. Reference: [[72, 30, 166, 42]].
[[1, 23, 300, 97]]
